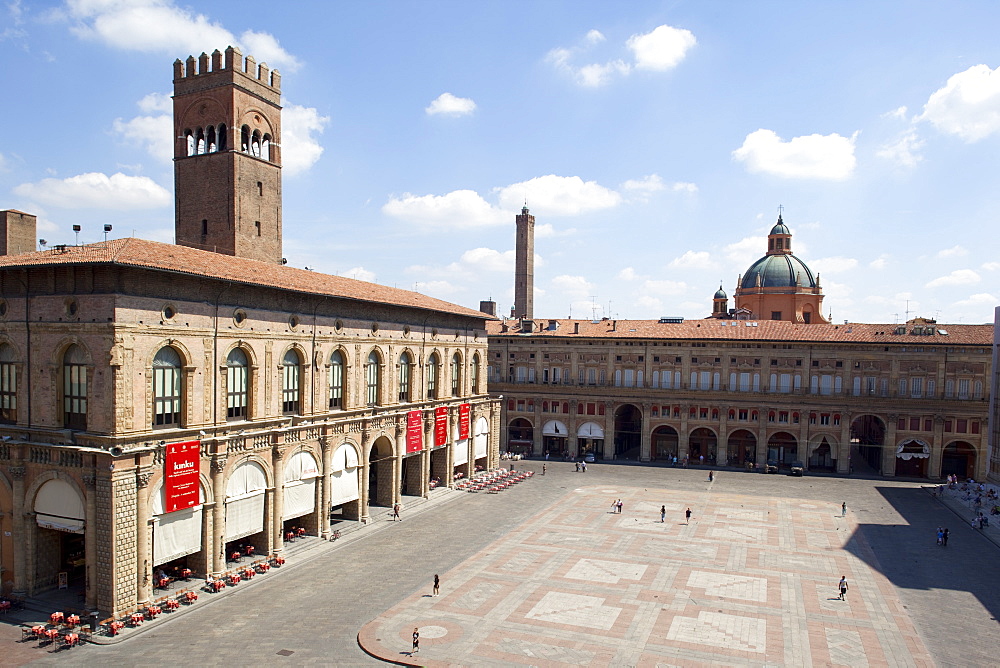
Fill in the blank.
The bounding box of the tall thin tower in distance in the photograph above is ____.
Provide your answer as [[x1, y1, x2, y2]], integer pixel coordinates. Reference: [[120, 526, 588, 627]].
[[513, 206, 534, 320]]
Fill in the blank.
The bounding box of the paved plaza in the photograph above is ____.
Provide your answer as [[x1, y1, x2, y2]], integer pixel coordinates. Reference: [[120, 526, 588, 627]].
[[5, 462, 1000, 666]]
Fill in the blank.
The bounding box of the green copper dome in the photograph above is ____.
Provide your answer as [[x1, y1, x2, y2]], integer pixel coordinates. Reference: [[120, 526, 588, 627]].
[[714, 286, 727, 299], [770, 216, 790, 235], [740, 254, 816, 289]]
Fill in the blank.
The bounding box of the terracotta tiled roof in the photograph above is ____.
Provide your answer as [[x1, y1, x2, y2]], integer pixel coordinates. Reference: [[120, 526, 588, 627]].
[[0, 238, 491, 320], [486, 318, 994, 345]]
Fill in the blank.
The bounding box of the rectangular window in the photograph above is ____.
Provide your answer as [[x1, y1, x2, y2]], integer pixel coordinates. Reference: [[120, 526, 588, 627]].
[[771, 311, 782, 320], [283, 363, 300, 413], [154, 366, 182, 426], [255, 221, 261, 237], [588, 368, 596, 385], [910, 377, 923, 398], [64, 364, 87, 430], [957, 419, 968, 433], [820, 414, 830, 425], [779, 411, 789, 423], [0, 362, 15, 424], [624, 369, 635, 387], [958, 379, 970, 399], [227, 364, 248, 419]]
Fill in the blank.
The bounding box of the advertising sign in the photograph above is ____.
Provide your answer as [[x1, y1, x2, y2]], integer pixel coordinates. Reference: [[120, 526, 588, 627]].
[[434, 406, 448, 447], [165, 440, 201, 513], [458, 403, 471, 440], [406, 410, 424, 453]]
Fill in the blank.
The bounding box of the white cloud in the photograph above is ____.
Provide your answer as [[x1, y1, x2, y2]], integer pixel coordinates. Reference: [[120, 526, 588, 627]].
[[723, 235, 766, 268], [113, 112, 173, 163], [919, 64, 1000, 141], [622, 174, 665, 193], [672, 181, 698, 193], [65, 0, 300, 71], [982, 261, 1000, 271], [425, 92, 477, 117], [732, 129, 857, 180], [617, 267, 638, 281], [137, 91, 171, 114], [456, 247, 516, 273], [282, 103, 329, 176], [343, 266, 376, 282], [495, 174, 621, 215], [626, 24, 696, 71], [412, 280, 458, 296], [811, 256, 859, 275], [669, 250, 716, 270], [383, 190, 506, 229], [14, 172, 171, 209], [870, 254, 890, 269], [936, 245, 968, 258], [535, 223, 575, 238], [551, 274, 594, 298], [876, 129, 924, 167], [925, 269, 981, 288], [882, 106, 909, 120], [954, 293, 998, 307], [547, 23, 694, 87]]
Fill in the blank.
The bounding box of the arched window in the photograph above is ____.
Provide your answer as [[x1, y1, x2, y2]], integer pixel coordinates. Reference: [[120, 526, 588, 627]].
[[241, 125, 250, 152], [470, 354, 481, 394], [251, 130, 262, 157], [329, 350, 345, 409], [282, 349, 301, 414], [217, 124, 227, 151], [261, 134, 271, 161], [196, 128, 206, 155], [185, 130, 195, 156], [451, 353, 462, 397], [0, 343, 16, 424], [365, 351, 381, 405], [427, 353, 439, 400], [63, 344, 88, 430], [207, 126, 217, 153], [153, 346, 183, 427], [226, 348, 249, 420], [398, 352, 412, 402]]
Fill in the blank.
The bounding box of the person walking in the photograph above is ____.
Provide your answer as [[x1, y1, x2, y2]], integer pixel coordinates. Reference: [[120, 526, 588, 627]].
[[617, 499, 623, 514], [841, 502, 847, 517], [685, 507, 692, 524], [575, 461, 580, 472], [581, 461, 587, 472], [432, 574, 440, 597], [542, 464, 546, 476], [708, 470, 714, 482], [412, 628, 419, 654], [393, 503, 401, 522], [660, 505, 666, 523], [942, 528, 949, 546], [699, 454, 705, 466], [838, 576, 848, 600], [611, 499, 617, 513]]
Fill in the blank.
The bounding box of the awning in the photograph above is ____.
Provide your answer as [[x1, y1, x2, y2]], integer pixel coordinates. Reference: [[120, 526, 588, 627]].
[[896, 439, 930, 460], [577, 421, 604, 439], [34, 479, 85, 533], [542, 420, 568, 437]]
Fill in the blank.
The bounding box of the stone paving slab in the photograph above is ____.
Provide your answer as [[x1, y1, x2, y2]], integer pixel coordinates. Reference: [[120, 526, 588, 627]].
[[359, 485, 935, 667]]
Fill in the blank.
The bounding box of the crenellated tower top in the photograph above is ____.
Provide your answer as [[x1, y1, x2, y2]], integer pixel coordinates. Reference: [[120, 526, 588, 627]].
[[173, 46, 281, 100]]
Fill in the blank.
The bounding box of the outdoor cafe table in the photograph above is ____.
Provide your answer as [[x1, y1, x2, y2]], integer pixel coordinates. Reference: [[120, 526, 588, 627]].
[[49, 612, 64, 625], [129, 612, 144, 625], [66, 614, 80, 627]]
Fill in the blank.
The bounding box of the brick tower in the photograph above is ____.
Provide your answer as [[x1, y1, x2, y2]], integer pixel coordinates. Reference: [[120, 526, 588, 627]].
[[513, 206, 534, 320], [173, 47, 283, 264]]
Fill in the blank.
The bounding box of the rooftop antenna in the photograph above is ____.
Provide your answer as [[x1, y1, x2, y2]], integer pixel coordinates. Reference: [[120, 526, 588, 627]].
[[590, 296, 599, 322], [892, 313, 899, 324], [72, 225, 81, 245], [103, 224, 112, 243], [904, 299, 911, 322]]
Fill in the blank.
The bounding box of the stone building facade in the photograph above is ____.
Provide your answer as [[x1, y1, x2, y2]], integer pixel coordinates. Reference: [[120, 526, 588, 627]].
[[489, 317, 991, 480], [0, 50, 498, 619]]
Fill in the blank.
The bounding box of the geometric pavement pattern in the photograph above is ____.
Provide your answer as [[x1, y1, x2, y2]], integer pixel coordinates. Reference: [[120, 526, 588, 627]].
[[358, 485, 934, 666]]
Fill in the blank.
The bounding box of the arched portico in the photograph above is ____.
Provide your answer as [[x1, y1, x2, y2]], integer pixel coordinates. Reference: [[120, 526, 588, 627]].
[[851, 415, 886, 474], [368, 436, 395, 509], [808, 436, 837, 472], [727, 429, 756, 467], [651, 425, 678, 461], [614, 405, 642, 460], [507, 418, 533, 456], [688, 427, 717, 465], [941, 441, 976, 479], [895, 438, 930, 478], [767, 431, 798, 467]]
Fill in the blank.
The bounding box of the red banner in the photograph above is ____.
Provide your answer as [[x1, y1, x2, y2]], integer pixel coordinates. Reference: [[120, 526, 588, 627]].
[[165, 440, 200, 513], [435, 406, 448, 447], [459, 403, 471, 440], [406, 410, 424, 453]]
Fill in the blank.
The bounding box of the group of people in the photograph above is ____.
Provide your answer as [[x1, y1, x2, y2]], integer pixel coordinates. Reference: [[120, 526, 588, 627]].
[[610, 498, 623, 513], [574, 461, 588, 472], [936, 526, 951, 545]]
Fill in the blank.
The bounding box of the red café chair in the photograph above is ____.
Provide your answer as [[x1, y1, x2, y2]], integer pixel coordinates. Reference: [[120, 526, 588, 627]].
[[43, 627, 61, 643], [256, 561, 270, 574], [66, 614, 80, 628], [157, 577, 170, 589], [165, 599, 180, 611], [184, 591, 199, 603], [50, 612, 65, 626], [242, 567, 255, 579], [0, 600, 11, 613], [129, 612, 144, 626], [181, 568, 193, 580], [108, 620, 125, 636], [297, 527, 307, 537], [244, 545, 255, 556], [285, 531, 294, 542], [228, 573, 241, 585], [62, 632, 79, 648], [230, 551, 241, 563]]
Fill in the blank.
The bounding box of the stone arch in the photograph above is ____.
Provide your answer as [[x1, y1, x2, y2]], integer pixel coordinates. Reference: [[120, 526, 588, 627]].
[[766, 431, 798, 466], [220, 340, 259, 368], [851, 414, 886, 474], [367, 435, 395, 508], [894, 438, 930, 478], [808, 435, 837, 471], [614, 404, 642, 460], [51, 338, 93, 366], [941, 440, 977, 479], [222, 452, 274, 488], [651, 425, 678, 461], [726, 429, 757, 467], [507, 417, 533, 455], [688, 427, 718, 464]]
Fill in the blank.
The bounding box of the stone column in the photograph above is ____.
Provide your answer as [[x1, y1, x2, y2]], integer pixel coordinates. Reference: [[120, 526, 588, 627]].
[[604, 402, 614, 461], [135, 469, 153, 605], [82, 474, 97, 609], [718, 407, 729, 465], [359, 430, 371, 524], [838, 418, 851, 474], [9, 465, 26, 596], [394, 424, 405, 504], [678, 411, 690, 462], [639, 402, 651, 462], [320, 438, 332, 539], [883, 416, 898, 476], [271, 447, 285, 553], [210, 457, 227, 575], [756, 423, 769, 467]]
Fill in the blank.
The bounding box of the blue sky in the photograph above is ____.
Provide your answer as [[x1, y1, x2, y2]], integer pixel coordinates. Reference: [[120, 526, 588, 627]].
[[3, 1, 999, 324]]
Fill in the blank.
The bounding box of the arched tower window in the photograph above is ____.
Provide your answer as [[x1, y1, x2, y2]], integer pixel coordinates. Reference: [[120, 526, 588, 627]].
[[281, 349, 301, 414], [365, 351, 381, 406], [451, 352, 462, 397], [241, 125, 250, 153], [427, 353, 440, 400], [398, 352, 412, 402], [0, 343, 16, 424], [217, 124, 227, 151], [226, 348, 249, 421], [470, 353, 481, 395], [251, 130, 262, 158], [63, 344, 88, 430], [207, 126, 217, 153], [261, 134, 271, 161], [329, 350, 345, 409], [185, 130, 195, 157], [196, 128, 206, 155], [153, 346, 183, 427]]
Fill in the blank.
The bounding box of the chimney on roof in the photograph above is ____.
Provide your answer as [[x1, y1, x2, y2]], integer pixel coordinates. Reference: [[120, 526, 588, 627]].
[[611, 320, 617, 332], [573, 322, 580, 334], [0, 210, 37, 256]]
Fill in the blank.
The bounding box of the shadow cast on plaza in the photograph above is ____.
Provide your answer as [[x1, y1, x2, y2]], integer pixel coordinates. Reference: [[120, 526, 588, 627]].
[[845, 485, 1000, 622]]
